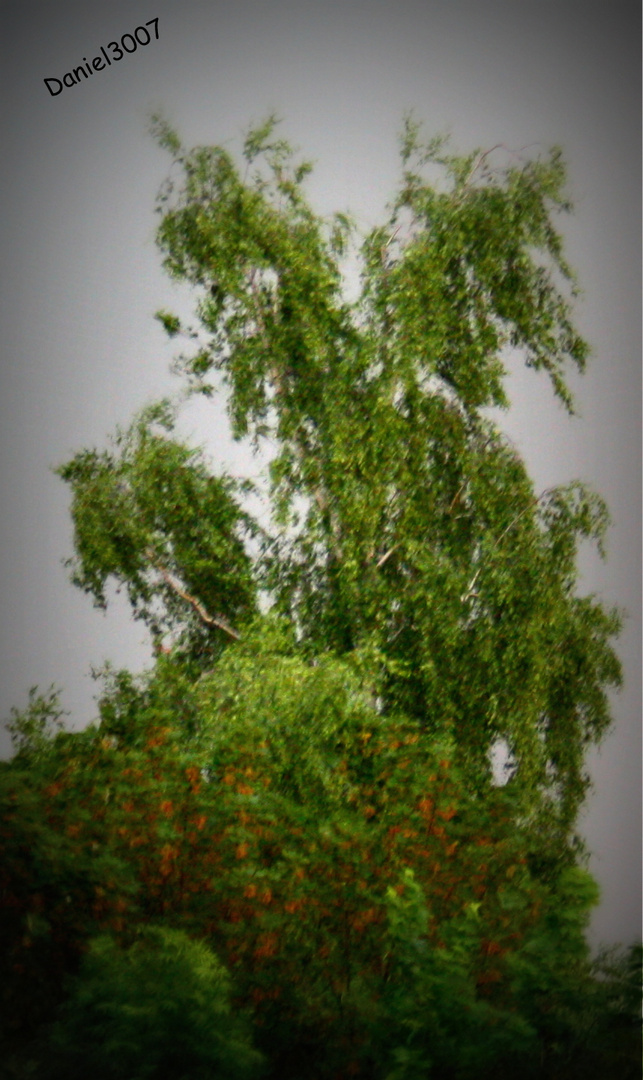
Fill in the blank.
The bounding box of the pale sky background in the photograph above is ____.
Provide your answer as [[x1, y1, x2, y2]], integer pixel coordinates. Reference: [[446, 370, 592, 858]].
[[0, 0, 640, 948]]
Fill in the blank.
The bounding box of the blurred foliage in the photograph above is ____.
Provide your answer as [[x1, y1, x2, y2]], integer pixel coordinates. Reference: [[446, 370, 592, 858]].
[[1, 117, 638, 1079], [45, 926, 263, 1080], [5, 687, 68, 764]]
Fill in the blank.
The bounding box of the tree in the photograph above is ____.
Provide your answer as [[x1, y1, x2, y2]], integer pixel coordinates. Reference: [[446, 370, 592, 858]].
[[3, 116, 637, 1079], [64, 114, 621, 828]]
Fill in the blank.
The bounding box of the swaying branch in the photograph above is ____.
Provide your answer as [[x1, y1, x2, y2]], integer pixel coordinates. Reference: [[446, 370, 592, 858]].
[[147, 551, 241, 640]]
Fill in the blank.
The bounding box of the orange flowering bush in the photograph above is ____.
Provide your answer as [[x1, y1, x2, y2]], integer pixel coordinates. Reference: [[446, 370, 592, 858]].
[[1, 635, 587, 1077]]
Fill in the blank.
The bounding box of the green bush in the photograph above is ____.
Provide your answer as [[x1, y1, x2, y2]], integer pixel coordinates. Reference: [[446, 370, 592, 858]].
[[47, 927, 263, 1080]]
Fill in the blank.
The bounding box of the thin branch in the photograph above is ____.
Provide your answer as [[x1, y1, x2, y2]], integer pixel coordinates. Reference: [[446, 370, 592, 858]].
[[460, 487, 554, 603], [493, 487, 554, 550], [460, 144, 505, 190], [148, 552, 241, 640], [460, 564, 484, 605], [447, 482, 467, 516], [457, 141, 541, 199], [375, 544, 400, 570], [380, 224, 402, 262]]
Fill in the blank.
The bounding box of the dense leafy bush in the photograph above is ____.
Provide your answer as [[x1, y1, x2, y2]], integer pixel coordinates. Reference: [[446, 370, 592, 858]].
[[45, 927, 263, 1080]]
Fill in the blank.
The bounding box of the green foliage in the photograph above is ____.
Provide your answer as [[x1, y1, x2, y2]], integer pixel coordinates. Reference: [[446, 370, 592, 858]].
[[57, 402, 257, 658], [154, 308, 182, 337], [47, 927, 263, 1079], [1, 731, 137, 1059], [2, 117, 636, 1079], [1, 640, 638, 1077], [374, 868, 538, 1079], [5, 686, 68, 763]]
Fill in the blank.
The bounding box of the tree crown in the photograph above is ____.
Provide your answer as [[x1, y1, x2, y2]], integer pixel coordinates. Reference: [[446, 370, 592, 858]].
[[58, 115, 621, 831]]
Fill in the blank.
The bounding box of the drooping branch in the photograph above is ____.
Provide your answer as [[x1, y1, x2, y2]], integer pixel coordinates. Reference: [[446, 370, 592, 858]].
[[147, 551, 241, 640]]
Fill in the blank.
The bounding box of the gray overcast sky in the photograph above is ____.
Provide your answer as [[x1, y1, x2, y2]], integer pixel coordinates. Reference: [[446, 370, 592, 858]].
[[1, 0, 640, 948]]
